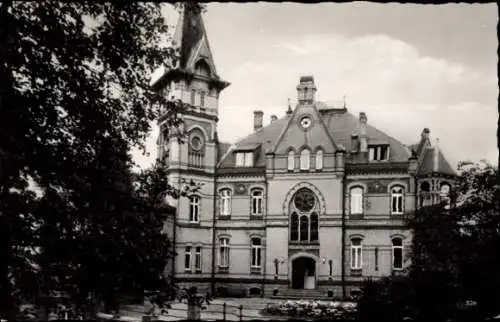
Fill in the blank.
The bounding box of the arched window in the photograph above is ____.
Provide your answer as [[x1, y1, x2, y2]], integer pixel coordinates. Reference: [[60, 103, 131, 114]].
[[315, 149, 323, 170], [300, 149, 310, 170], [190, 89, 196, 106], [391, 186, 404, 215], [350, 187, 364, 215], [219, 238, 230, 268], [287, 150, 295, 171], [350, 238, 363, 270], [195, 59, 211, 77], [251, 189, 263, 216], [392, 238, 403, 270], [289, 188, 319, 243], [290, 213, 299, 241], [189, 196, 200, 222], [219, 189, 231, 217], [251, 238, 262, 268], [440, 183, 451, 208], [299, 215, 309, 241], [310, 213, 318, 241]]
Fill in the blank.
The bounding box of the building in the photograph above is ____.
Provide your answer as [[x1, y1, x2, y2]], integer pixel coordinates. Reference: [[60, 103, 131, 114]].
[[151, 3, 456, 298]]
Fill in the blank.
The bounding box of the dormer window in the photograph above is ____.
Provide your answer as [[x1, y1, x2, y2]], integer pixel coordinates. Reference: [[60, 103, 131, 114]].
[[368, 145, 390, 161], [235, 152, 254, 167]]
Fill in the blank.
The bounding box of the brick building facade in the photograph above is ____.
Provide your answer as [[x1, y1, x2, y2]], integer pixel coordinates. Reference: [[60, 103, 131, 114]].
[[152, 4, 456, 298]]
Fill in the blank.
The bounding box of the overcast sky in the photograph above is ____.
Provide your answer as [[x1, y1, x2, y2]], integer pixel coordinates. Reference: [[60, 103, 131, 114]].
[[133, 2, 498, 170]]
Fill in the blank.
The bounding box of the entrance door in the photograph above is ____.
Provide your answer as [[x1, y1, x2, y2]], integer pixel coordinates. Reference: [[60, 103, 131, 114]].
[[291, 257, 316, 289]]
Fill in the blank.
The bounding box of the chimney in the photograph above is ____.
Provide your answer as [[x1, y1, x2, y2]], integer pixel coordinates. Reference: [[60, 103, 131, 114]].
[[359, 112, 368, 153], [253, 110, 263, 131], [351, 133, 359, 152], [270, 115, 278, 123], [297, 75, 317, 104], [421, 128, 430, 140], [286, 98, 293, 116], [433, 138, 439, 172]]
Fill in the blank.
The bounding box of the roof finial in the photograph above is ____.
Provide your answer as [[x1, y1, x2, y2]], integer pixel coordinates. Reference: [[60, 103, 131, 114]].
[[286, 98, 293, 115], [343, 95, 347, 109]]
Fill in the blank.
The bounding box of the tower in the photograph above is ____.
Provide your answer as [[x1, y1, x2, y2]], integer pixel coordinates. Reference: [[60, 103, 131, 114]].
[[151, 2, 229, 288]]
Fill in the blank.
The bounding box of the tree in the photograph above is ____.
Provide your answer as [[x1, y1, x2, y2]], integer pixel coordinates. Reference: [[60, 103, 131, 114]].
[[358, 160, 499, 321], [0, 1, 200, 319]]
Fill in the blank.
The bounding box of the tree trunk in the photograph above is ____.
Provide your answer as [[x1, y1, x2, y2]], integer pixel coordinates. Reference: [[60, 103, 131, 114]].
[[187, 303, 201, 320]]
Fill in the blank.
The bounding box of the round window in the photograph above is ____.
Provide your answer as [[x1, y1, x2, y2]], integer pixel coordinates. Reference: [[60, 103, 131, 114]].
[[294, 189, 316, 212], [298, 115, 313, 131], [190, 134, 204, 151]]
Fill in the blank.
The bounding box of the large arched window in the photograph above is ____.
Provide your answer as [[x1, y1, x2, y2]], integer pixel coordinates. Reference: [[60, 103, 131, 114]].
[[392, 237, 403, 270], [391, 186, 404, 215], [289, 188, 319, 243], [219, 189, 232, 217], [300, 149, 311, 170], [287, 150, 295, 171], [350, 187, 364, 215]]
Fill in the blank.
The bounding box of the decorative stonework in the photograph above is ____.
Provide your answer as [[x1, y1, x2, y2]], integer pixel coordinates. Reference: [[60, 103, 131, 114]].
[[233, 183, 248, 195], [282, 182, 326, 215], [366, 180, 389, 193], [288, 249, 319, 259]]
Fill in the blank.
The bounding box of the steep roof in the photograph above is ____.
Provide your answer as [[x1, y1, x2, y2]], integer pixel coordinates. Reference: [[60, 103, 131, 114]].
[[218, 117, 289, 168], [322, 109, 411, 162], [418, 147, 456, 176], [172, 3, 216, 73], [271, 103, 337, 155], [217, 103, 412, 168]]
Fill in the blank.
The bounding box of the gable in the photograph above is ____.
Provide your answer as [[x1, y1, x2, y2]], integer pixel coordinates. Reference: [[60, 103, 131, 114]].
[[272, 103, 337, 155]]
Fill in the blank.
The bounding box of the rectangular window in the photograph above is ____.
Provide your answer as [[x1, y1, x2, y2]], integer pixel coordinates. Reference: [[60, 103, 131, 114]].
[[219, 189, 231, 217], [251, 190, 263, 215], [190, 89, 196, 106], [350, 239, 362, 270], [392, 239, 403, 270], [200, 92, 205, 107], [369, 145, 390, 161], [219, 238, 229, 268], [251, 245, 261, 267], [189, 196, 200, 222], [235, 152, 254, 167], [235, 153, 244, 167], [195, 246, 202, 272], [184, 246, 192, 272], [350, 188, 364, 215], [244, 152, 253, 167]]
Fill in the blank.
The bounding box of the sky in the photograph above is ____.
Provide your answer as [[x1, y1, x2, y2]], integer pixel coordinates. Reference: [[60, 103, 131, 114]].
[[132, 2, 498, 170]]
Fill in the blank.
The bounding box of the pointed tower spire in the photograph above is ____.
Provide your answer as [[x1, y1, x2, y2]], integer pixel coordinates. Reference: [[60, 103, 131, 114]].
[[151, 2, 229, 90]]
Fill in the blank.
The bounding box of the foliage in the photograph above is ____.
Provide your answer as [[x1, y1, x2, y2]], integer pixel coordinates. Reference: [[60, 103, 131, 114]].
[[357, 161, 499, 321], [264, 299, 357, 321], [0, 1, 201, 320]]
